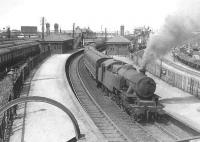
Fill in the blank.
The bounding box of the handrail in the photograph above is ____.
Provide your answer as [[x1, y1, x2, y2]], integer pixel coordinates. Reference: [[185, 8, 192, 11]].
[[0, 96, 82, 140]]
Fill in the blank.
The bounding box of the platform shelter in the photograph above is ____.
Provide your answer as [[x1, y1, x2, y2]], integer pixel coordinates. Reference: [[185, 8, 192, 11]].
[[105, 36, 131, 56], [40, 34, 73, 54]]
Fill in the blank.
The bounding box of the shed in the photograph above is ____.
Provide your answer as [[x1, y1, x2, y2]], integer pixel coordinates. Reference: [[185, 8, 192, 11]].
[[105, 36, 131, 56], [39, 34, 73, 54]]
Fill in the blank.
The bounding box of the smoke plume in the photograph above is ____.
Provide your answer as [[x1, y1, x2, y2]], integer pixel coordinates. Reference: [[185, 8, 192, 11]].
[[142, 0, 200, 67]]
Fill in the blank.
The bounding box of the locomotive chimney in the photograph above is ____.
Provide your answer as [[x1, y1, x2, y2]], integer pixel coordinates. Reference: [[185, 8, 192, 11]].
[[139, 64, 146, 75]]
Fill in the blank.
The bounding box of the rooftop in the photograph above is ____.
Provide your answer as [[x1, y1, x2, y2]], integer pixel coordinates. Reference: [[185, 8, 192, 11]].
[[43, 34, 73, 42], [106, 36, 131, 44]]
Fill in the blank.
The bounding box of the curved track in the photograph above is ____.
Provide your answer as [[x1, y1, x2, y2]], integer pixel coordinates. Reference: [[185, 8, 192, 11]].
[[69, 55, 131, 142], [163, 58, 200, 78], [68, 52, 200, 142]]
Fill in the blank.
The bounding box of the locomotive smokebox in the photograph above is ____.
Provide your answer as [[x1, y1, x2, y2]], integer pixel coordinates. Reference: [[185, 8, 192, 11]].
[[139, 65, 146, 75]]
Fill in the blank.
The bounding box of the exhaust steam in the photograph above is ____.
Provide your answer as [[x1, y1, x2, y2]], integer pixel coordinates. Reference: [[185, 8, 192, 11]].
[[142, 0, 200, 67]]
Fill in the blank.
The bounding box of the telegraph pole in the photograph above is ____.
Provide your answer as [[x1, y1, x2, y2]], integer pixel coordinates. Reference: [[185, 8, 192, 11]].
[[72, 23, 75, 38], [7, 27, 11, 39], [42, 17, 45, 39], [105, 28, 107, 41]]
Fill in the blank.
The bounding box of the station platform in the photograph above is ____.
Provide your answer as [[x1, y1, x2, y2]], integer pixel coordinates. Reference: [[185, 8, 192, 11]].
[[9, 54, 106, 142], [114, 56, 200, 133]]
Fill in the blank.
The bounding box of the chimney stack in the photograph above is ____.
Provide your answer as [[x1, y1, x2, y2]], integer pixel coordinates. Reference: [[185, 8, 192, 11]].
[[54, 23, 59, 33], [46, 23, 50, 35], [120, 25, 124, 36]]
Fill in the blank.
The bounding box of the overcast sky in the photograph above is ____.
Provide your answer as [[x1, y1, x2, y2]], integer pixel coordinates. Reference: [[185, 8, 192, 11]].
[[0, 0, 182, 32]]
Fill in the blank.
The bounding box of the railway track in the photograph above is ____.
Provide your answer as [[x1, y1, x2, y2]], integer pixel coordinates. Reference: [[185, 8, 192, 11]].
[[68, 52, 200, 142], [163, 58, 200, 78], [69, 54, 131, 142]]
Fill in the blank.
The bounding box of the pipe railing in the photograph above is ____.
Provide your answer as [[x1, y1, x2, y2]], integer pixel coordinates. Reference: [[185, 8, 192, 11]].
[[0, 96, 82, 140]]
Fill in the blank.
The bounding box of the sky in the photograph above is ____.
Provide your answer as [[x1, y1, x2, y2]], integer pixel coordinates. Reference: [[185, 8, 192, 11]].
[[0, 0, 181, 32]]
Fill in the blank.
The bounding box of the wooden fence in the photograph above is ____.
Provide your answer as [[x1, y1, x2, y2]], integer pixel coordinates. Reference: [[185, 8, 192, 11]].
[[132, 53, 200, 98]]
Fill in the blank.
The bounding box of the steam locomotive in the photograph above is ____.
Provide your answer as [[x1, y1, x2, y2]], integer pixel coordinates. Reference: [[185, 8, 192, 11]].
[[84, 46, 164, 121]]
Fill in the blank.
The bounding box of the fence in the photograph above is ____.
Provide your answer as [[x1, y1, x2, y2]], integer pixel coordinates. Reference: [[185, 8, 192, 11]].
[[131, 52, 200, 98], [0, 50, 50, 142]]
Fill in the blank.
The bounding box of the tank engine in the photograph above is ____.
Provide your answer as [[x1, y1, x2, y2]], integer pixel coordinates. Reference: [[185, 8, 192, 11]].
[[84, 46, 164, 121]]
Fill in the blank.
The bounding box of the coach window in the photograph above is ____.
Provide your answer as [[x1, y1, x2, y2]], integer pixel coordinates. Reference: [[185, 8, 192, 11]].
[[7, 54, 9, 60], [5, 55, 7, 61], [8, 54, 10, 60]]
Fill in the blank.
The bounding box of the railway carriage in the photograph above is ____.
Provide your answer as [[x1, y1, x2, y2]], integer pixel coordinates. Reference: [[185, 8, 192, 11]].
[[84, 46, 110, 78], [0, 41, 41, 72], [175, 51, 200, 70], [0, 40, 51, 140], [84, 45, 164, 121]]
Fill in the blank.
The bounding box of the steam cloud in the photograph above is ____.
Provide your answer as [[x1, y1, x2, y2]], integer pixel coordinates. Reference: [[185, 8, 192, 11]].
[[142, 0, 200, 67]]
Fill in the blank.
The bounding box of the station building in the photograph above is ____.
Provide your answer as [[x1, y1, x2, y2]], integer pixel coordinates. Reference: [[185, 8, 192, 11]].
[[105, 36, 131, 56], [39, 34, 73, 54]]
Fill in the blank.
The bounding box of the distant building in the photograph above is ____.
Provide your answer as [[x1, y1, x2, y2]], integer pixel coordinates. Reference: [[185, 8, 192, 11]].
[[46, 23, 50, 35], [21, 26, 37, 36], [120, 25, 124, 36], [40, 33, 73, 54], [105, 36, 131, 56], [54, 23, 59, 33]]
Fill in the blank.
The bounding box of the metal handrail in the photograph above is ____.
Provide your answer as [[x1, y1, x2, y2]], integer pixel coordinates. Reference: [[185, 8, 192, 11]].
[[0, 96, 82, 140]]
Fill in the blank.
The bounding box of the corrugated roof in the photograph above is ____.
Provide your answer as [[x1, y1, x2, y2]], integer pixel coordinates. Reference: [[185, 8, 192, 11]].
[[43, 34, 73, 42], [106, 36, 131, 44]]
